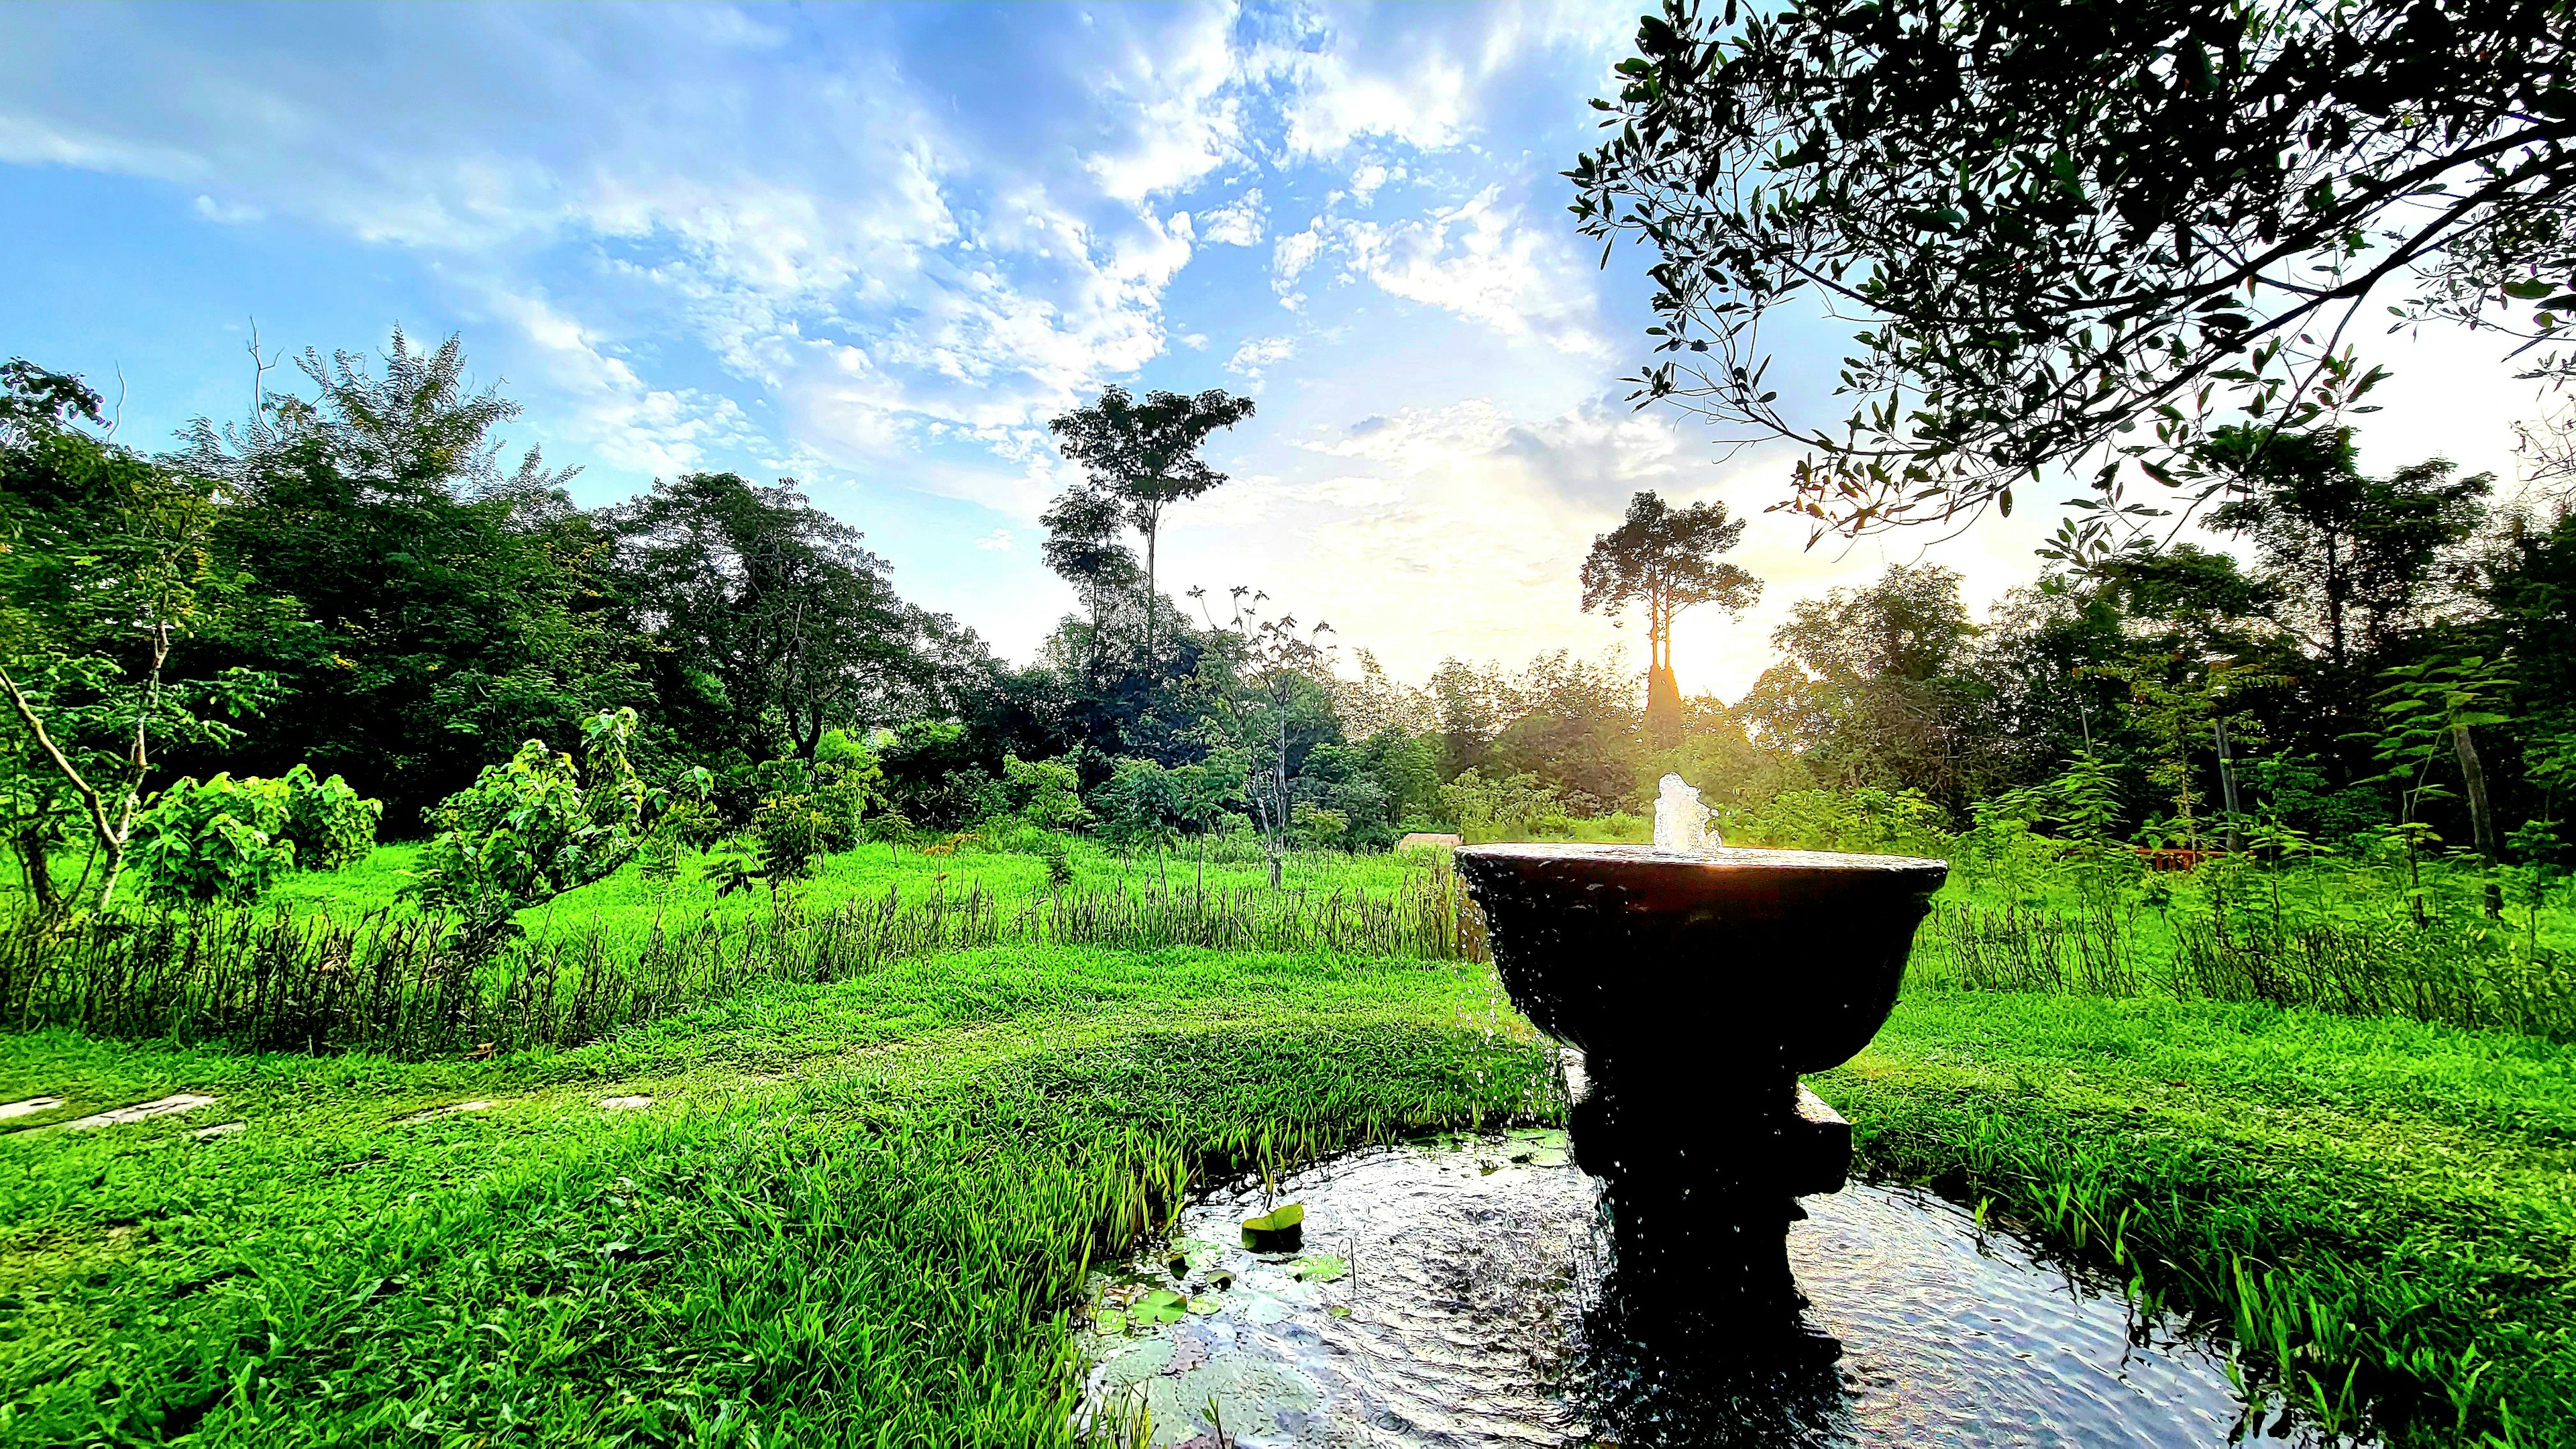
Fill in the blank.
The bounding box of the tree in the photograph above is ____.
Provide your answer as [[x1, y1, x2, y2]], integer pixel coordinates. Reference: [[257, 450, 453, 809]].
[[174, 329, 635, 828], [1, 360, 279, 913], [1038, 485, 1140, 672], [1579, 490, 1761, 744], [1572, 0, 2575, 551], [1196, 588, 1336, 888], [1748, 564, 1988, 804], [1048, 386, 1256, 661], [2204, 428, 2492, 671], [608, 472, 928, 765]]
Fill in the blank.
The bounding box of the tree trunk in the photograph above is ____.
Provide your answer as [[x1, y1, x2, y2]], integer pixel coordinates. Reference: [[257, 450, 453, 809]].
[[1143, 523, 1159, 664], [13, 826, 59, 920], [2452, 715, 2503, 916]]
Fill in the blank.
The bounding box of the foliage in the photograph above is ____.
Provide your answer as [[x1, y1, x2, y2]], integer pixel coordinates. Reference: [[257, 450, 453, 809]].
[[130, 774, 299, 906], [411, 708, 671, 936], [174, 329, 637, 830], [1, 360, 282, 913], [1438, 769, 1570, 845], [607, 472, 955, 765], [1047, 384, 1256, 659], [130, 766, 380, 907], [1572, 0, 2574, 553], [1000, 753, 1091, 832]]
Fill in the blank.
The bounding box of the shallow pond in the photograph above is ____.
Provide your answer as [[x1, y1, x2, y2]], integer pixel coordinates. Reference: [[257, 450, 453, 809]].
[[1081, 1129, 2339, 1448]]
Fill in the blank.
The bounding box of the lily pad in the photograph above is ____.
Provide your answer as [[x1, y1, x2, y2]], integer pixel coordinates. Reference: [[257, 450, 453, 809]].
[[1292, 1254, 1348, 1283], [1132, 1287, 1189, 1326], [1240, 1201, 1305, 1252], [1094, 1307, 1128, 1336], [1186, 1295, 1222, 1315]]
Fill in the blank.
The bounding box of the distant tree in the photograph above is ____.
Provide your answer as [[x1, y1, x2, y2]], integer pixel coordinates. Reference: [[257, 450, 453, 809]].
[[1038, 484, 1140, 671], [1048, 386, 1256, 661], [1197, 588, 1336, 888], [2204, 427, 2492, 672], [174, 329, 635, 827], [1574, 0, 2575, 553], [608, 472, 928, 763], [1748, 564, 1987, 804], [1579, 491, 1760, 745]]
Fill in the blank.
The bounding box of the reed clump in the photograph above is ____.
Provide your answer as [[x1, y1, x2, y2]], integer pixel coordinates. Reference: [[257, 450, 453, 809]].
[[0, 865, 1489, 1057]]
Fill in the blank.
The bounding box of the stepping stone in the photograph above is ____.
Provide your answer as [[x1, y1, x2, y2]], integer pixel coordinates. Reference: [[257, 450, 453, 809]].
[[394, 1100, 496, 1125], [193, 1121, 248, 1140], [596, 1095, 653, 1111], [64, 1093, 217, 1131], [0, 1097, 64, 1122]]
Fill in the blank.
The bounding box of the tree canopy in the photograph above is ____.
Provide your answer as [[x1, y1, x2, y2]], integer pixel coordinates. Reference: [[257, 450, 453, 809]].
[[1572, 0, 2576, 552]]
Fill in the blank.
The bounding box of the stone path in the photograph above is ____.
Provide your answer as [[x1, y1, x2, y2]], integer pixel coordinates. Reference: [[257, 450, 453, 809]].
[[596, 1095, 653, 1110], [64, 1094, 217, 1131], [0, 1096, 64, 1122]]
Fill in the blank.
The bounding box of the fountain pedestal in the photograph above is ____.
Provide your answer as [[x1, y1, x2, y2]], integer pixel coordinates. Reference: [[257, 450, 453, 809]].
[[1454, 844, 1945, 1330]]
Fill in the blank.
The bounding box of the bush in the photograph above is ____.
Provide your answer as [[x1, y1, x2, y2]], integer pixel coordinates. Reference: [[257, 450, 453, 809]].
[[133, 766, 384, 905], [413, 709, 663, 933], [1002, 753, 1091, 831], [133, 774, 298, 905], [277, 765, 381, 869]]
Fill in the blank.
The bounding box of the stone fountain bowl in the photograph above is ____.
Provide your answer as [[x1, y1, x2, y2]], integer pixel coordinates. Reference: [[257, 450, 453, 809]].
[[1454, 844, 1949, 1076]]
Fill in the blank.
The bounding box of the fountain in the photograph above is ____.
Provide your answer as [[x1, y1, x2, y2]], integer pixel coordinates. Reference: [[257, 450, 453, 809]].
[[1453, 775, 1947, 1337]]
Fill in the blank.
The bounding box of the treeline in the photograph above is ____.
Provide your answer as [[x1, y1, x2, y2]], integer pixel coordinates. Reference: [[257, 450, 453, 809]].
[[6, 329, 2575, 924]]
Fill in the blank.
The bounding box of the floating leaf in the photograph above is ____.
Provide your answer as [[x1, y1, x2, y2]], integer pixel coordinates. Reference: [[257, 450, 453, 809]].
[[1186, 1295, 1221, 1315], [1205, 1269, 1236, 1291], [1293, 1254, 1348, 1283], [1095, 1307, 1128, 1336], [1132, 1288, 1189, 1326], [1241, 1202, 1305, 1252], [1325, 1303, 1352, 1319]]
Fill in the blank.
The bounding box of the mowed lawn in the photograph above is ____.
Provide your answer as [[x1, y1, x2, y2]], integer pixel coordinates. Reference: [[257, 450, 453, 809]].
[[2, 936, 2571, 1444]]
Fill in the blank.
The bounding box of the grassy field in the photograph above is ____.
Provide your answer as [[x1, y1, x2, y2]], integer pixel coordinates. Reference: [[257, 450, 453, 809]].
[[3, 830, 2572, 1445]]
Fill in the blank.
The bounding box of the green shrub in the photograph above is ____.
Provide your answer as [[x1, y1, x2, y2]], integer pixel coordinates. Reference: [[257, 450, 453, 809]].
[[133, 774, 298, 905], [133, 766, 383, 905], [276, 764, 381, 869], [1002, 753, 1092, 831], [413, 708, 661, 932]]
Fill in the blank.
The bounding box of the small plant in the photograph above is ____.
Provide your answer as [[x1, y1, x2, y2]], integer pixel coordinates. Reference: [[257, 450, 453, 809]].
[[1034, 833, 1075, 890], [411, 708, 676, 943], [133, 765, 384, 905]]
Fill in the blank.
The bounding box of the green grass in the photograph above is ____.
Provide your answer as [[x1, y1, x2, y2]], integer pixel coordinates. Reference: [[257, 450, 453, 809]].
[[1825, 991, 2576, 1446], [9, 826, 2575, 1444], [0, 943, 1551, 1446], [5, 938, 2571, 1445]]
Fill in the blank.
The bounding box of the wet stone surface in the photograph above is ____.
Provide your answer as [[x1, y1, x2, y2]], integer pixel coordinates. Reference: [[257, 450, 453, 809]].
[[1082, 1132, 2335, 1448]]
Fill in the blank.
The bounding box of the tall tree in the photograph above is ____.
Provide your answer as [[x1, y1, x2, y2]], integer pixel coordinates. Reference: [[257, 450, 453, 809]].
[[1572, 0, 2575, 552], [1048, 385, 1255, 661], [1746, 564, 1987, 803], [608, 472, 928, 765], [2204, 427, 2491, 669], [1579, 490, 1761, 745], [174, 329, 635, 828], [1038, 484, 1140, 672]]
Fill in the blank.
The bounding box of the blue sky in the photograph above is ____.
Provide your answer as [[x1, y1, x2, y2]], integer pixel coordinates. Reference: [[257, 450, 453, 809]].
[[0, 2, 2551, 699]]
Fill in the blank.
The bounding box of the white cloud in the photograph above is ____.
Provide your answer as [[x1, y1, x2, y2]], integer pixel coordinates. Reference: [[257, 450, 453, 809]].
[[1197, 188, 1267, 246], [1330, 187, 1608, 356], [1227, 335, 1297, 380], [973, 528, 1014, 551], [1271, 223, 1324, 308], [192, 193, 262, 224]]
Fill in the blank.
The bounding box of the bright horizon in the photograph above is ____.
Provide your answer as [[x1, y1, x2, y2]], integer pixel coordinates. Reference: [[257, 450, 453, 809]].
[[1, 1, 2554, 702]]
